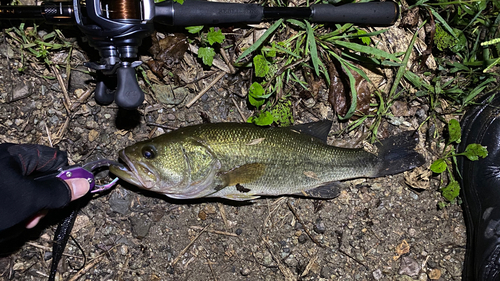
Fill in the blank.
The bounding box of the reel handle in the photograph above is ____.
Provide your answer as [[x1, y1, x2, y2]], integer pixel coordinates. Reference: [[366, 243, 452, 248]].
[[115, 65, 145, 109]]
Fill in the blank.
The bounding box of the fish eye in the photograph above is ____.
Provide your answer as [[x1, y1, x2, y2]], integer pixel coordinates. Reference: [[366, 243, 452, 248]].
[[141, 146, 157, 160]]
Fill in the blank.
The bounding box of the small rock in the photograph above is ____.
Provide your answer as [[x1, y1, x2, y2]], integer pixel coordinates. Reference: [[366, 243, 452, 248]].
[[240, 267, 251, 276], [44, 251, 52, 261], [130, 215, 152, 239], [120, 245, 129, 256], [88, 129, 99, 142], [320, 265, 335, 279], [314, 220, 326, 234], [304, 98, 315, 108], [69, 67, 93, 90], [109, 189, 132, 215], [167, 113, 176, 121], [7, 81, 33, 103], [427, 260, 437, 269], [419, 272, 428, 281], [298, 233, 308, 244], [152, 84, 189, 106], [295, 222, 303, 230], [398, 256, 420, 277], [373, 268, 383, 280], [235, 228, 243, 235]]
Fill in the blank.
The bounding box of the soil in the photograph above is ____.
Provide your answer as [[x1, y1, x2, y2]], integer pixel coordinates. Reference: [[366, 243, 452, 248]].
[[0, 4, 466, 281]]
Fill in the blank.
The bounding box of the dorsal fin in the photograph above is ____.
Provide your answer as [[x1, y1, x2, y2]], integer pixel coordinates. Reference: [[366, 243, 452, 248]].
[[289, 120, 333, 143]]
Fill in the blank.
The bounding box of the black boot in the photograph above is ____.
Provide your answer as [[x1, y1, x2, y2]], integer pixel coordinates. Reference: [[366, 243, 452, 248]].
[[458, 93, 500, 280]]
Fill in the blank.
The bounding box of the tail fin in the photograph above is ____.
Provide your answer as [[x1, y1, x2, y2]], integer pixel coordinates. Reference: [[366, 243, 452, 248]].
[[375, 131, 425, 177]]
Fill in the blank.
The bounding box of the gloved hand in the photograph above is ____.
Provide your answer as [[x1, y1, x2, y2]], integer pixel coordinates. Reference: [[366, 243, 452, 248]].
[[0, 143, 90, 231]]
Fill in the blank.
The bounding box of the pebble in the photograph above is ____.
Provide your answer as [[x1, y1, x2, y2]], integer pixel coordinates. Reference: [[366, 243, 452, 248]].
[[109, 190, 132, 215], [419, 272, 429, 281], [372, 268, 383, 280], [240, 267, 251, 276], [152, 84, 188, 106], [235, 228, 243, 235], [321, 265, 335, 279], [130, 215, 152, 239], [398, 256, 420, 277], [44, 251, 52, 261], [298, 233, 308, 244], [409, 192, 419, 200], [314, 220, 326, 234], [304, 98, 315, 108]]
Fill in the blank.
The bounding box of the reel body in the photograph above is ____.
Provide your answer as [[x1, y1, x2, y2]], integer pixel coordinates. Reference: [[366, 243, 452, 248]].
[[73, 0, 156, 109]]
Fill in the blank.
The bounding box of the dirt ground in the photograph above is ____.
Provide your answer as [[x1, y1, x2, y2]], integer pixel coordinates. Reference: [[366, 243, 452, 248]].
[[0, 4, 466, 281]]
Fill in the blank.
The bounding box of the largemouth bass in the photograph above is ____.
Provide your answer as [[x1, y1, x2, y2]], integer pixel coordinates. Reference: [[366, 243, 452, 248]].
[[109, 121, 425, 201]]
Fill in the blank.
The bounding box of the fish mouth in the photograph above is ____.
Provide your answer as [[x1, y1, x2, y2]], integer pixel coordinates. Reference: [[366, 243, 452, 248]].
[[110, 150, 159, 190]]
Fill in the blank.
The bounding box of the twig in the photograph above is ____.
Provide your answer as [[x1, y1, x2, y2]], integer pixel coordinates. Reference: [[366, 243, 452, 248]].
[[186, 71, 226, 108], [51, 65, 71, 113], [220, 48, 235, 74], [148, 126, 158, 139], [26, 242, 84, 259], [146, 122, 178, 130], [300, 255, 318, 277], [202, 247, 218, 281], [217, 203, 230, 229], [54, 116, 71, 144], [70, 88, 93, 111], [189, 226, 238, 237], [44, 123, 53, 147], [231, 97, 248, 122], [67, 255, 103, 281], [286, 200, 323, 248], [262, 237, 295, 281], [171, 225, 209, 266]]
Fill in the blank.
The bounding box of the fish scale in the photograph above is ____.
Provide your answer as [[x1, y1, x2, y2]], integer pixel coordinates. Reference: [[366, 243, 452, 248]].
[[110, 122, 425, 201]]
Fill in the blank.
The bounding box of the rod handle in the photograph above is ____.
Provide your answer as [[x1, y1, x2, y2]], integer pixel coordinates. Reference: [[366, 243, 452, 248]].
[[155, 0, 264, 26], [310, 2, 399, 25]]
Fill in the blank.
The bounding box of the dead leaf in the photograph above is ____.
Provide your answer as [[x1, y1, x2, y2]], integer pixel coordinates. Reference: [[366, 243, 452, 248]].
[[404, 166, 431, 190], [198, 209, 207, 220], [327, 60, 371, 119], [114, 130, 128, 136], [393, 239, 410, 260], [399, 7, 420, 29], [148, 32, 188, 78], [428, 268, 442, 280]]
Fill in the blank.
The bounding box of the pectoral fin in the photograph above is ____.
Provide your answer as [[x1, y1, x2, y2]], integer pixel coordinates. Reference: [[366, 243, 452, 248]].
[[217, 163, 266, 190], [295, 182, 343, 199]]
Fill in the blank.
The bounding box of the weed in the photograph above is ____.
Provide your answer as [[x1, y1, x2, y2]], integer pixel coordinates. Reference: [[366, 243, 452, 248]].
[[5, 23, 72, 73], [186, 26, 225, 67], [431, 119, 487, 207]]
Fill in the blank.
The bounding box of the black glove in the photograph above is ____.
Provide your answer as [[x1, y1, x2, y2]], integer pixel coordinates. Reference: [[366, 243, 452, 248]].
[[0, 143, 72, 231]]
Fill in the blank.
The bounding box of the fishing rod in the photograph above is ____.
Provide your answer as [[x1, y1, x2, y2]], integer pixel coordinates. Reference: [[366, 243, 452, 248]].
[[0, 0, 400, 109]]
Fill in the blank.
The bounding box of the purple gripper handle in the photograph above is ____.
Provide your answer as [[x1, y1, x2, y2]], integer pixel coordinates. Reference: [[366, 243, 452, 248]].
[[56, 166, 94, 190]]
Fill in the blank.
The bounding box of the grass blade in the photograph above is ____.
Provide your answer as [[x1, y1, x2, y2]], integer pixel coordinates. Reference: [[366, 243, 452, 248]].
[[236, 19, 284, 63], [333, 40, 400, 61], [305, 21, 320, 76]]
